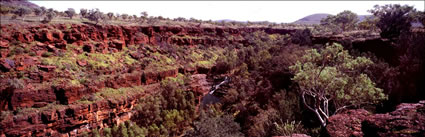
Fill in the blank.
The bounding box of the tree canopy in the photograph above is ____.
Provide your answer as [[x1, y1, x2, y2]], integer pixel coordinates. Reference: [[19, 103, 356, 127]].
[[289, 43, 387, 127], [320, 10, 359, 31], [369, 4, 416, 39], [64, 8, 76, 19]]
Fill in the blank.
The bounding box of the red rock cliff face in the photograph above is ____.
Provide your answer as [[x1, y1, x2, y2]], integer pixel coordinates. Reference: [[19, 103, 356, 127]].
[[326, 101, 425, 137], [0, 24, 295, 136], [0, 24, 297, 49]]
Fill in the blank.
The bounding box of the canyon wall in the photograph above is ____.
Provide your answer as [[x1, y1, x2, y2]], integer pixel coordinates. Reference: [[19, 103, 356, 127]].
[[0, 24, 297, 137]]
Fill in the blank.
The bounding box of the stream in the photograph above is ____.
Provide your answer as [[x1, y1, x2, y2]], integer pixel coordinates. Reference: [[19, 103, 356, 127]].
[[201, 76, 230, 106]]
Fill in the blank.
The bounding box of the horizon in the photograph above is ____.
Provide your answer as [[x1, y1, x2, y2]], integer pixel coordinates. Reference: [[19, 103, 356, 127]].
[[30, 1, 424, 23]]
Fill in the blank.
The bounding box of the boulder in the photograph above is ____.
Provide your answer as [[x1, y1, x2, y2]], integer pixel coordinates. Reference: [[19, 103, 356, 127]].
[[327, 101, 425, 137], [189, 74, 211, 94], [362, 101, 425, 137], [0, 59, 15, 72], [110, 40, 125, 50], [77, 60, 87, 67], [129, 51, 144, 60], [38, 65, 56, 72], [326, 109, 371, 137], [0, 40, 9, 48]]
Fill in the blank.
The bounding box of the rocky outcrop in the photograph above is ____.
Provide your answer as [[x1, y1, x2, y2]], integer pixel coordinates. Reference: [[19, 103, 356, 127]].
[[311, 32, 398, 65], [0, 24, 298, 51], [327, 101, 425, 137], [326, 109, 370, 137], [0, 84, 159, 137], [0, 70, 214, 137], [0, 24, 297, 136], [5, 68, 180, 111]]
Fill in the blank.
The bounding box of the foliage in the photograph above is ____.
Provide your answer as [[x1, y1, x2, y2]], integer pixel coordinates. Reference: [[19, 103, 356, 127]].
[[358, 16, 378, 31], [33, 8, 43, 16], [131, 74, 197, 136], [14, 7, 31, 21], [291, 28, 312, 46], [414, 11, 425, 26], [122, 14, 129, 20], [271, 120, 306, 136], [85, 8, 103, 24], [107, 12, 114, 20], [140, 11, 148, 18], [64, 8, 76, 19], [321, 10, 359, 31], [369, 4, 416, 39], [215, 31, 310, 137], [187, 108, 244, 137], [42, 11, 56, 23], [109, 121, 147, 137], [80, 8, 88, 18], [289, 43, 387, 126]]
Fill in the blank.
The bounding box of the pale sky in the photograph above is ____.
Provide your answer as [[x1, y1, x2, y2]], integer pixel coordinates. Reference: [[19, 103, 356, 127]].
[[31, 1, 424, 23]]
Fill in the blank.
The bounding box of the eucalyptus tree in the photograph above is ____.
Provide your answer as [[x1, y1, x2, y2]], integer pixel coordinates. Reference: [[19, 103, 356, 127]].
[[289, 43, 387, 127]]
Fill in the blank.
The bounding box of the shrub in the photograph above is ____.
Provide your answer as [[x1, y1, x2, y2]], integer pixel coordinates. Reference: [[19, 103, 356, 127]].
[[291, 28, 312, 46], [188, 110, 244, 137], [271, 120, 306, 136], [369, 4, 416, 39]]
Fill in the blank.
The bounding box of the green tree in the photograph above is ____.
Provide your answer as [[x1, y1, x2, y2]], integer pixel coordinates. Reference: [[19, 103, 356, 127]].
[[91, 129, 100, 137], [369, 4, 416, 39], [85, 8, 103, 24], [103, 127, 112, 137], [80, 8, 88, 19], [320, 10, 359, 31], [120, 123, 129, 137], [64, 8, 76, 19], [14, 7, 32, 21], [289, 43, 387, 127], [358, 16, 378, 31]]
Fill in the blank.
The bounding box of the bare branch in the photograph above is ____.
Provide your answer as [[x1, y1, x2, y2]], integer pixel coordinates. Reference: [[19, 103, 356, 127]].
[[302, 92, 315, 112]]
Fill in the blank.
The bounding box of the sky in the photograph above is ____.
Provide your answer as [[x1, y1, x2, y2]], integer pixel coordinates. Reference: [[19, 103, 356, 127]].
[[31, 1, 424, 23]]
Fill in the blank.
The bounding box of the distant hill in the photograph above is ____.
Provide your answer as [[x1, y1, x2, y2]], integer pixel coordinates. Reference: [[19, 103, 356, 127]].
[[293, 13, 332, 25], [293, 13, 371, 25], [0, 0, 39, 9]]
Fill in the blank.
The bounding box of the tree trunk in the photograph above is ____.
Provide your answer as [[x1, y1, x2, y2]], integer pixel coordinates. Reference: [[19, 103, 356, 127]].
[[302, 92, 328, 127]]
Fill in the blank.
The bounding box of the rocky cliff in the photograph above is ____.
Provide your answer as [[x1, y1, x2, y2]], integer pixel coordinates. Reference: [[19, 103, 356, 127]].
[[327, 101, 425, 137], [0, 24, 297, 136]]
